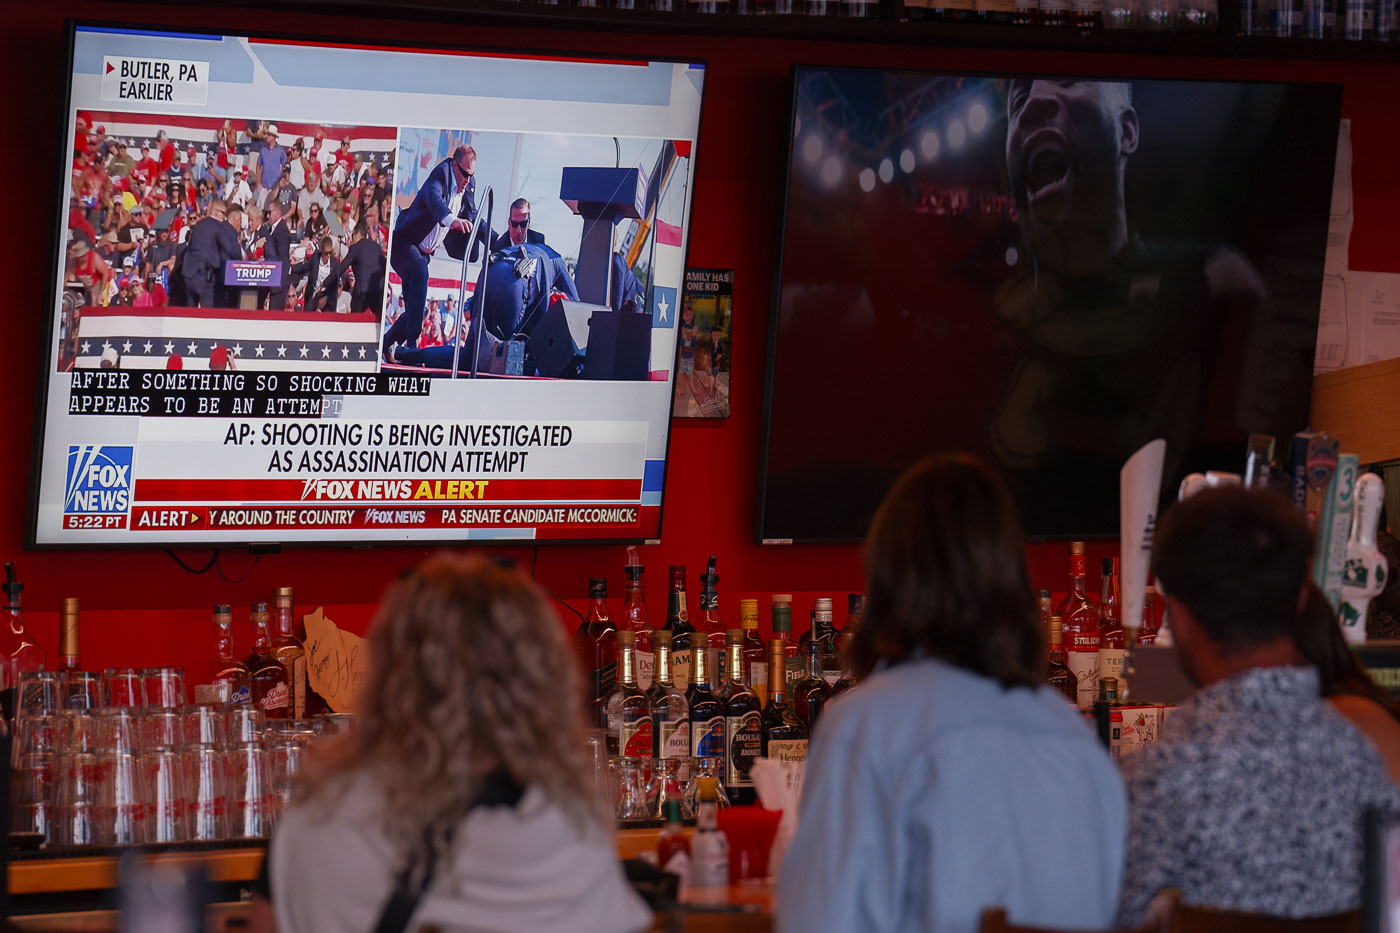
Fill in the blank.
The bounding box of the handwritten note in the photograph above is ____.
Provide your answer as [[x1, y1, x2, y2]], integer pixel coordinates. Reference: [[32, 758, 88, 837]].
[[303, 608, 368, 713]]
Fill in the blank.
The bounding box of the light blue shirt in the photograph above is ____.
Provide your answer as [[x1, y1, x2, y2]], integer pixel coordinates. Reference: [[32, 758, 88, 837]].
[[777, 657, 1126, 933]]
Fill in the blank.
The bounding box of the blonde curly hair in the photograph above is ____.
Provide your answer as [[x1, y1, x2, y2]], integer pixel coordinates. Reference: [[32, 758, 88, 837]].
[[297, 553, 607, 863]]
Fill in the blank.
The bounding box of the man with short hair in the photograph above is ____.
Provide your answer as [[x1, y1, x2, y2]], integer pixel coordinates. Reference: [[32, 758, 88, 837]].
[[1117, 487, 1400, 926], [291, 235, 344, 312], [297, 172, 330, 221], [107, 140, 135, 178], [341, 223, 385, 315], [489, 198, 546, 253], [259, 200, 292, 310], [179, 199, 242, 308]]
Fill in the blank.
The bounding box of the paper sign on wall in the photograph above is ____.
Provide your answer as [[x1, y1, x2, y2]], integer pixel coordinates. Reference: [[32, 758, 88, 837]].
[[303, 608, 368, 713]]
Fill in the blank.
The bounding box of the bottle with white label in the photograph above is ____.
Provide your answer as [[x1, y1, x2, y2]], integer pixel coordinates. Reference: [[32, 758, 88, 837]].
[[722, 629, 761, 805], [1056, 541, 1101, 710], [1097, 558, 1125, 691], [1340, 472, 1387, 645], [605, 630, 653, 759], [648, 630, 690, 760], [690, 777, 730, 890], [687, 638, 724, 763], [623, 554, 654, 691], [666, 565, 696, 695]]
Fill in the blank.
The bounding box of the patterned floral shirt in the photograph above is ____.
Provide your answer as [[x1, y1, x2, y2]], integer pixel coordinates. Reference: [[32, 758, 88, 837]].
[[1118, 665, 1400, 926]]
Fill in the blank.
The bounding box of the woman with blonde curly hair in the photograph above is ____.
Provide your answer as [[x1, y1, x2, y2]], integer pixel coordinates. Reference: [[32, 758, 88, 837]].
[[269, 554, 650, 933]]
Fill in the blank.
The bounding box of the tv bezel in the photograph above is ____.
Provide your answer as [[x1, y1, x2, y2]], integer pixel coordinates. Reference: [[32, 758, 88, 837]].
[[28, 18, 708, 551], [755, 62, 1341, 546]]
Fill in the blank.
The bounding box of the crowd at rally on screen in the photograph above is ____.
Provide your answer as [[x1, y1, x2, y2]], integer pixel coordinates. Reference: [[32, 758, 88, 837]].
[[64, 115, 391, 315]]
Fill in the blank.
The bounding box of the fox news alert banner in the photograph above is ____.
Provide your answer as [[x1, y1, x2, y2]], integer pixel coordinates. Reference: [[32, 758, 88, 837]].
[[34, 26, 704, 546]]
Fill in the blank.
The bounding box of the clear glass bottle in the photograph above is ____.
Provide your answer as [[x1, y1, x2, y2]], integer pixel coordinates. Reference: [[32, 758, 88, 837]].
[[271, 586, 310, 718], [794, 639, 832, 731], [246, 603, 291, 720], [1044, 617, 1078, 705], [800, 597, 842, 685], [723, 629, 762, 805], [832, 631, 857, 697], [0, 564, 44, 700], [648, 630, 690, 761], [605, 630, 653, 759], [1057, 541, 1101, 711], [1098, 558, 1125, 689], [623, 553, 654, 691], [200, 604, 251, 706]]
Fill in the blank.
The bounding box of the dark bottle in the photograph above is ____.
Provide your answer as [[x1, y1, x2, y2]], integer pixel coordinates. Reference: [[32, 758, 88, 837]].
[[58, 598, 81, 674], [761, 640, 809, 763], [665, 565, 697, 694], [200, 604, 251, 706], [770, 599, 801, 689], [576, 578, 618, 730], [698, 558, 727, 695], [687, 638, 724, 762], [800, 596, 842, 685], [246, 603, 292, 720], [604, 630, 653, 758], [740, 598, 768, 707], [832, 631, 857, 697], [723, 629, 762, 804], [794, 640, 832, 731], [1044, 616, 1078, 705]]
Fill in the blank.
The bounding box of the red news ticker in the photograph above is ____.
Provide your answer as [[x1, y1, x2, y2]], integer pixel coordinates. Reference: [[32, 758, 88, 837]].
[[133, 477, 641, 503], [124, 504, 661, 534]]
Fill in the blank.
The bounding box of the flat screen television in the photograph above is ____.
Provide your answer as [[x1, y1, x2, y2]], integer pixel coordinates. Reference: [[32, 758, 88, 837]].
[[757, 66, 1341, 543], [31, 23, 705, 547]]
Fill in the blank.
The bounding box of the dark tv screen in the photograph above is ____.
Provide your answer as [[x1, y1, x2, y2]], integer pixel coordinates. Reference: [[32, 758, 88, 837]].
[[758, 66, 1341, 542]]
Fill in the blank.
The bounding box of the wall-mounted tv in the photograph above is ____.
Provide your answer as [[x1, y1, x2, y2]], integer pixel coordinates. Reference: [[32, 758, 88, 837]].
[[757, 66, 1340, 543], [32, 23, 705, 547]]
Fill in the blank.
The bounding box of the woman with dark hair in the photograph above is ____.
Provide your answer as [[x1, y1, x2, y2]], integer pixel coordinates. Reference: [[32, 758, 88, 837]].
[[1294, 583, 1400, 783], [269, 554, 650, 933], [777, 454, 1125, 933]]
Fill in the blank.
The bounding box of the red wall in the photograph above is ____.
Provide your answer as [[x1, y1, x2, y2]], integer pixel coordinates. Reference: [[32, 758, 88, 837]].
[[5, 3, 1396, 677]]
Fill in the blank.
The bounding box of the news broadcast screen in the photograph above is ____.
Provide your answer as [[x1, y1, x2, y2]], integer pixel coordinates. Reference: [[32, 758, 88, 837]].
[[32, 24, 705, 547]]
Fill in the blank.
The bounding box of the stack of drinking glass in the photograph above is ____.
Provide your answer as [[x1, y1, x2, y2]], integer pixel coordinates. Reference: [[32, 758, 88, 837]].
[[10, 668, 354, 847]]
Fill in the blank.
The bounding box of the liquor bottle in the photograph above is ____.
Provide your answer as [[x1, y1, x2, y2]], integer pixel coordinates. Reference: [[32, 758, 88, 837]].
[[0, 564, 44, 707], [1098, 558, 1125, 688], [794, 640, 832, 731], [977, 0, 1017, 22], [770, 598, 802, 689], [623, 553, 654, 691], [199, 604, 251, 706], [58, 598, 81, 673], [648, 630, 690, 761], [723, 629, 762, 804], [271, 586, 311, 718], [666, 565, 697, 694], [605, 630, 653, 759], [1044, 617, 1078, 705], [800, 597, 842, 685], [687, 637, 724, 763], [1070, 0, 1103, 27], [698, 558, 727, 694], [762, 639, 809, 763], [576, 577, 618, 729], [1098, 676, 1120, 705], [832, 631, 857, 697], [657, 798, 690, 872], [690, 778, 730, 889], [246, 603, 292, 719], [1138, 586, 1158, 646], [1037, 589, 1053, 639], [1057, 541, 1100, 710], [740, 598, 768, 707], [845, 593, 864, 634], [1013, 0, 1041, 23], [1039, 0, 1072, 25]]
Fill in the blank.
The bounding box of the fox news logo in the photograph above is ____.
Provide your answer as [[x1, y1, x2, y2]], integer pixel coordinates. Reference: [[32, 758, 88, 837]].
[[64, 446, 134, 515]]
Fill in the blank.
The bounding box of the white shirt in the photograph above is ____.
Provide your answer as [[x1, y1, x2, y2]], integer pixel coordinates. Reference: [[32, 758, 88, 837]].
[[271, 776, 651, 933], [420, 173, 466, 256]]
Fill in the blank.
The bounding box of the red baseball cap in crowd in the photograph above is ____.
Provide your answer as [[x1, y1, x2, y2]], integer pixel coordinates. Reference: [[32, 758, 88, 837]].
[[166, 354, 183, 370], [95, 125, 106, 135], [209, 346, 230, 369]]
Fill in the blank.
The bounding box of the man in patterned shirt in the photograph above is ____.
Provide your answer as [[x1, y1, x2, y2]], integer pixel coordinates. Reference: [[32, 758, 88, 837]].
[[1118, 487, 1400, 926]]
